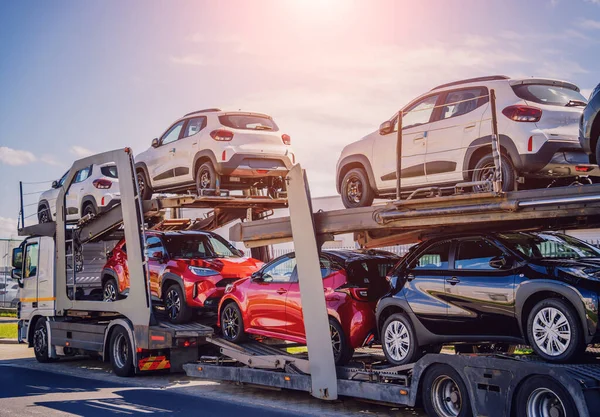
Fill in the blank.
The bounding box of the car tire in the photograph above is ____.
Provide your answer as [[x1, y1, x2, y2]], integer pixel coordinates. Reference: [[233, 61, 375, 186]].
[[381, 313, 421, 365], [329, 317, 354, 366], [341, 167, 375, 208], [82, 202, 97, 217], [136, 170, 153, 200], [527, 298, 585, 363], [33, 318, 56, 363], [103, 278, 120, 302], [422, 364, 473, 417], [164, 283, 192, 324], [38, 203, 51, 224], [472, 153, 516, 192], [110, 326, 135, 377], [196, 162, 218, 196], [515, 376, 577, 417], [595, 138, 600, 167], [220, 302, 247, 343]]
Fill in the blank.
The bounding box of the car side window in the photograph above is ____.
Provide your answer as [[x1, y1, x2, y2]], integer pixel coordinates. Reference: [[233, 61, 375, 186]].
[[23, 243, 39, 278], [74, 166, 92, 183], [161, 121, 185, 145], [455, 239, 503, 270], [398, 94, 440, 130], [183, 117, 207, 138], [413, 241, 451, 270], [262, 256, 297, 283], [320, 257, 332, 279], [145, 236, 166, 259], [440, 88, 488, 121], [58, 171, 69, 186]]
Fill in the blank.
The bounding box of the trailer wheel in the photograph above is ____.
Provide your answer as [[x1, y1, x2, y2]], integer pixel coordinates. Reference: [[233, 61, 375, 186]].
[[329, 317, 354, 366], [221, 302, 247, 343], [381, 313, 420, 365], [422, 364, 472, 417], [33, 318, 55, 363], [515, 376, 577, 417], [110, 326, 134, 377]]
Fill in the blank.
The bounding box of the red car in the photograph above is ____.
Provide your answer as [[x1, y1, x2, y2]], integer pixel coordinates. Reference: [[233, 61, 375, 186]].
[[102, 231, 263, 323], [218, 249, 399, 365]]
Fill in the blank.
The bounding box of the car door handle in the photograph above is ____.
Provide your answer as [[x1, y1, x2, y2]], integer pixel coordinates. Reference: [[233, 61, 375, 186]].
[[413, 136, 425, 142], [446, 277, 460, 285], [169, 148, 176, 153], [464, 123, 476, 130], [276, 288, 288, 295]]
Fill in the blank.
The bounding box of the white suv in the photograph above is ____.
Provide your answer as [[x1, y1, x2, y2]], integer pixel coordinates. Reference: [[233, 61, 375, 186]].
[[134, 109, 294, 199], [38, 163, 120, 223], [336, 76, 599, 208]]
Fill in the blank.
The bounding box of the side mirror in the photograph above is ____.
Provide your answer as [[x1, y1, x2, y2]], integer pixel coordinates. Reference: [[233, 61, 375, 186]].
[[379, 120, 393, 135], [234, 248, 245, 257], [251, 271, 263, 281], [151, 251, 164, 262], [386, 275, 399, 289], [51, 180, 59, 189], [489, 255, 511, 269], [151, 138, 159, 148], [11, 269, 21, 280], [12, 247, 22, 269]]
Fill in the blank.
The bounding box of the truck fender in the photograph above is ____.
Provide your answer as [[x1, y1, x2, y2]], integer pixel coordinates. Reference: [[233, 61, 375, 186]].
[[336, 154, 377, 194], [515, 280, 592, 342], [102, 319, 136, 364]]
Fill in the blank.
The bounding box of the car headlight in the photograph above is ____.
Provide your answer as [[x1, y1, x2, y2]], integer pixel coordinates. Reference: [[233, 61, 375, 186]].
[[188, 266, 219, 276], [225, 284, 234, 294]]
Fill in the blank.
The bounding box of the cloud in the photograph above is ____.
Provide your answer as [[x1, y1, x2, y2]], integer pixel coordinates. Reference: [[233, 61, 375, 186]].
[[170, 54, 208, 66], [585, 0, 600, 4], [0, 147, 37, 166], [70, 146, 94, 158], [580, 19, 600, 30], [0, 217, 18, 239]]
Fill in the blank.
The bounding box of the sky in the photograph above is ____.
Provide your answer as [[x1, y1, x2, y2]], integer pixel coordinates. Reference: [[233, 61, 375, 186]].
[[1, 0, 600, 238]]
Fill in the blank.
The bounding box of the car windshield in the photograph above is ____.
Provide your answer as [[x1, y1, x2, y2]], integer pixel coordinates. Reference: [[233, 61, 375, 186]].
[[218, 114, 279, 131], [498, 232, 600, 259], [512, 84, 587, 107], [163, 234, 241, 259], [100, 165, 118, 178]]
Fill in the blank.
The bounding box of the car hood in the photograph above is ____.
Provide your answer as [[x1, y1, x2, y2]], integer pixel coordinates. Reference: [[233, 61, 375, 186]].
[[181, 257, 264, 278], [528, 258, 600, 283]]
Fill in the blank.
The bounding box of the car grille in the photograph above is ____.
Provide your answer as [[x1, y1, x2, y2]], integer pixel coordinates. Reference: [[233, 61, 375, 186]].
[[216, 278, 239, 288]]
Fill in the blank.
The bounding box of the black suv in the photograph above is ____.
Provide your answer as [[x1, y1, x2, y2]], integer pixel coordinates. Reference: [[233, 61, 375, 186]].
[[580, 82, 600, 164], [377, 231, 600, 365]]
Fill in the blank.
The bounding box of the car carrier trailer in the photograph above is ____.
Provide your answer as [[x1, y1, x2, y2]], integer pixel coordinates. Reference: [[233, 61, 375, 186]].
[[11, 148, 600, 416]]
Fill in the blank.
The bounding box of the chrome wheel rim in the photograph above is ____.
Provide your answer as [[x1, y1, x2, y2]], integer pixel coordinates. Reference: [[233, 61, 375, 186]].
[[39, 207, 50, 223], [345, 175, 362, 204], [532, 307, 571, 356], [330, 323, 342, 359], [137, 173, 145, 196], [165, 288, 181, 320], [104, 282, 117, 302], [33, 325, 47, 354], [431, 375, 462, 417], [112, 332, 129, 369], [222, 306, 240, 339], [199, 169, 211, 189], [527, 388, 566, 417], [384, 320, 410, 362]]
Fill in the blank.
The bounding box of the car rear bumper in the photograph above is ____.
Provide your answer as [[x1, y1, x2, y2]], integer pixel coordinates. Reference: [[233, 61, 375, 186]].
[[521, 141, 600, 177], [217, 153, 293, 177]]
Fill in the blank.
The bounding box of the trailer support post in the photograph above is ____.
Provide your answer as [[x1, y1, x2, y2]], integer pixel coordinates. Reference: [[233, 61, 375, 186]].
[[490, 89, 503, 194], [396, 111, 403, 200]]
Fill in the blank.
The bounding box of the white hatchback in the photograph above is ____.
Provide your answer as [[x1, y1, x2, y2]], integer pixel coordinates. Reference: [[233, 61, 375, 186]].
[[336, 76, 599, 208], [38, 163, 120, 223], [134, 109, 294, 199]]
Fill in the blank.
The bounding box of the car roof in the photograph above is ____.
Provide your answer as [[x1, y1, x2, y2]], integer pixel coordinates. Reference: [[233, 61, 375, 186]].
[[428, 75, 579, 94], [178, 110, 274, 121]]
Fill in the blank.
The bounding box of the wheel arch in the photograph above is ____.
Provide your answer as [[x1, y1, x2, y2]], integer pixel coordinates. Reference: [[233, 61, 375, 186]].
[[80, 195, 98, 215], [160, 273, 186, 301], [102, 319, 136, 364], [192, 150, 219, 179], [101, 269, 119, 294], [336, 154, 377, 194], [462, 134, 522, 181], [376, 298, 408, 337], [27, 314, 45, 348], [135, 162, 151, 188]]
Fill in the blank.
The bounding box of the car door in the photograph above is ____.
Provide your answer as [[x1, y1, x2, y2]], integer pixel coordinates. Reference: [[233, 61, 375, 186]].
[[145, 236, 166, 299], [401, 240, 452, 335], [444, 237, 518, 336], [65, 165, 92, 221], [246, 255, 295, 334], [372, 94, 441, 192], [19, 239, 40, 319], [425, 87, 490, 185], [172, 117, 207, 184], [149, 121, 185, 188]]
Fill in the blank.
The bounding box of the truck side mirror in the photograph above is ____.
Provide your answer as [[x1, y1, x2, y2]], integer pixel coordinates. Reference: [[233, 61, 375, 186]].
[[379, 120, 393, 135], [11, 269, 21, 280], [12, 247, 22, 269], [151, 138, 159, 148]]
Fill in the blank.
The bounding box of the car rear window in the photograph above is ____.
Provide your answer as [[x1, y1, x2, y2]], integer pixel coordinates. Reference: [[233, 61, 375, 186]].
[[101, 165, 118, 178], [511, 84, 587, 107], [346, 259, 396, 286], [218, 114, 279, 131]]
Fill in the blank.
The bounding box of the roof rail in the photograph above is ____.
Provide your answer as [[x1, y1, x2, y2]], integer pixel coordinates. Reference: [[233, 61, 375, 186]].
[[183, 108, 222, 117], [431, 76, 510, 91]]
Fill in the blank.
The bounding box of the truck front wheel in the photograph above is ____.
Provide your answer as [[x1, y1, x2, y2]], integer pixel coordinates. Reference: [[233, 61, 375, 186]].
[[110, 326, 135, 377], [33, 318, 55, 363]]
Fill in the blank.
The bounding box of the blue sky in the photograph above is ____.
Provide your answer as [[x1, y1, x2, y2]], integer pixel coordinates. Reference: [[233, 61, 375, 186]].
[[1, 0, 600, 237]]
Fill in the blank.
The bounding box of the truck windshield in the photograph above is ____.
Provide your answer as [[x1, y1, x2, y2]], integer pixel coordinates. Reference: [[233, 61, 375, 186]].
[[511, 84, 587, 107], [499, 233, 600, 259], [163, 234, 241, 259]]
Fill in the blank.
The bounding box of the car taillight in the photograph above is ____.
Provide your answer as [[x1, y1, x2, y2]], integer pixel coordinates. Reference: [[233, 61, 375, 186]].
[[93, 179, 112, 189], [527, 136, 533, 152], [576, 166, 593, 172], [338, 287, 369, 301], [210, 129, 234, 141], [502, 105, 542, 122], [282, 134, 291, 145]]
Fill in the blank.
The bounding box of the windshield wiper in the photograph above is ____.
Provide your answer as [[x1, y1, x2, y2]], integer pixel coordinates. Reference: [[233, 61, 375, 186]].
[[565, 99, 587, 107]]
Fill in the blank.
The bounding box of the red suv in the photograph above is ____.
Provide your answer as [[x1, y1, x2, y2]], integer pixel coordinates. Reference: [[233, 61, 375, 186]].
[[102, 231, 263, 323], [218, 249, 399, 365]]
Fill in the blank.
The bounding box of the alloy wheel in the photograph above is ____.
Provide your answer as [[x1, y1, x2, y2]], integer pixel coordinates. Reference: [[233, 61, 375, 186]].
[[345, 175, 363, 204], [330, 323, 342, 358], [384, 320, 411, 362], [112, 332, 129, 370], [165, 288, 182, 320], [137, 173, 145, 196], [39, 207, 49, 223], [473, 162, 496, 192], [33, 325, 47, 355], [104, 282, 117, 302], [199, 169, 211, 189], [222, 306, 240, 339], [526, 387, 566, 417], [532, 307, 571, 356], [431, 375, 463, 417]]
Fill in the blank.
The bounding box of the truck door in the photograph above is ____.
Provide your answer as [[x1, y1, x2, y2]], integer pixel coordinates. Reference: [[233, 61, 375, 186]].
[[20, 238, 40, 316]]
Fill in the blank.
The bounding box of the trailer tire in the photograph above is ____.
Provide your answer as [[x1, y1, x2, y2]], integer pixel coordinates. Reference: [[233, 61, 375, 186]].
[[221, 302, 247, 343], [422, 364, 472, 417], [329, 317, 354, 366], [33, 318, 55, 363], [110, 326, 134, 377], [381, 313, 420, 365], [515, 376, 577, 417]]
